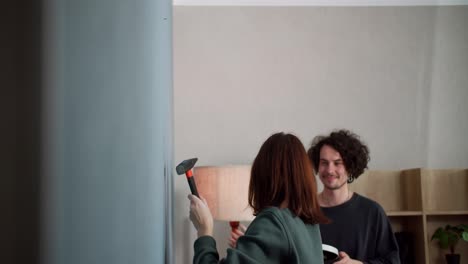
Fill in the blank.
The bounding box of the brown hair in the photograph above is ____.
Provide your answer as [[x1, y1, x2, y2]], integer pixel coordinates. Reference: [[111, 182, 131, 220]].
[[248, 132, 328, 224]]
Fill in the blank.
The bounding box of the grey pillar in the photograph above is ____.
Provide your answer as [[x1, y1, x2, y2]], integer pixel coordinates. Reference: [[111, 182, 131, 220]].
[[42, 1, 173, 263]]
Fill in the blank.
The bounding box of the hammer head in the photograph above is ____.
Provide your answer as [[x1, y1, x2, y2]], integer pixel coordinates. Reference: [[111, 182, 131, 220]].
[[176, 158, 198, 175]]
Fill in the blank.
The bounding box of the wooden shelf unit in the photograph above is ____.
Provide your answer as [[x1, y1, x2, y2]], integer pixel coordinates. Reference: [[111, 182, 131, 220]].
[[349, 168, 468, 264]]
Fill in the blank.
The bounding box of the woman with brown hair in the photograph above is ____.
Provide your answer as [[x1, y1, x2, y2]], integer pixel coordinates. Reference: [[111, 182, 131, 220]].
[[188, 132, 328, 263]]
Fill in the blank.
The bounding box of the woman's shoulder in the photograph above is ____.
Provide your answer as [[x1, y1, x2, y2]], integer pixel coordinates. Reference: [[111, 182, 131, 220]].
[[256, 207, 296, 220], [243, 207, 290, 245], [255, 207, 318, 229], [254, 207, 285, 222], [249, 207, 297, 229]]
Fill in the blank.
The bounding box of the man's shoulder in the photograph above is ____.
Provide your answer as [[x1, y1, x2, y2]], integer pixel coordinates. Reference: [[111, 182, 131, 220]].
[[354, 193, 386, 213]]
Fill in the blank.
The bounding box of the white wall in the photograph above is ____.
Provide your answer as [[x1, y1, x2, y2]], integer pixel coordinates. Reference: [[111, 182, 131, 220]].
[[173, 6, 468, 264], [427, 7, 468, 168]]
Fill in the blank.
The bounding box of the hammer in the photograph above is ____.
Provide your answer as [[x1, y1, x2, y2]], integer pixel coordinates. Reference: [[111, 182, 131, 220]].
[[176, 158, 199, 197]]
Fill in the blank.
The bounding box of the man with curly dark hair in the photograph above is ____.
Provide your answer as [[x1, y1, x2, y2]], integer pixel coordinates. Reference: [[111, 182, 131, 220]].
[[308, 129, 400, 264]]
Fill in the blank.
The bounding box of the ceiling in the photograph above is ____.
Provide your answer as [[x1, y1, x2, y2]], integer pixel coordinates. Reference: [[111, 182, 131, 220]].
[[173, 0, 468, 6]]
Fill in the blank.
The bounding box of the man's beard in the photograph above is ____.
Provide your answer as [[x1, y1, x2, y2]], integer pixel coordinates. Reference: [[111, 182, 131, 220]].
[[322, 176, 348, 191]]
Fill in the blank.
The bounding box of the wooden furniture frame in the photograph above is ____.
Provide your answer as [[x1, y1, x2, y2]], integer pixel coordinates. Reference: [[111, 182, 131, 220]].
[[350, 168, 468, 264]]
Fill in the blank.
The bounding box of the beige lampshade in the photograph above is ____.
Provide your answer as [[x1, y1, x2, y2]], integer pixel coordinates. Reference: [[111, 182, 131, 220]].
[[193, 165, 255, 222]]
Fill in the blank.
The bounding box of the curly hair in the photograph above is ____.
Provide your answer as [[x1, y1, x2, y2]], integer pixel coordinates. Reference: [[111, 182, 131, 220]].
[[307, 130, 370, 183]]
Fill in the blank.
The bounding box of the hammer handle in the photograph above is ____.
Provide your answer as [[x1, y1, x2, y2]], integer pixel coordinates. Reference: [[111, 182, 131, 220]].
[[187, 177, 199, 197]]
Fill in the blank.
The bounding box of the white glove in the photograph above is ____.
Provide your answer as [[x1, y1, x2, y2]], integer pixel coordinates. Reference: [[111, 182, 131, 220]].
[[188, 194, 214, 237]]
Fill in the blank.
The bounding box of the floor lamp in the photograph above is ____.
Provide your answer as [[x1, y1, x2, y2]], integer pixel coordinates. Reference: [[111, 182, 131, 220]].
[[193, 165, 255, 232]]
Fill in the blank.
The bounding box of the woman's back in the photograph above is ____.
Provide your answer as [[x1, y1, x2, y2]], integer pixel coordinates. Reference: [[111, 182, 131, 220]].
[[189, 133, 327, 264], [194, 207, 323, 264]]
